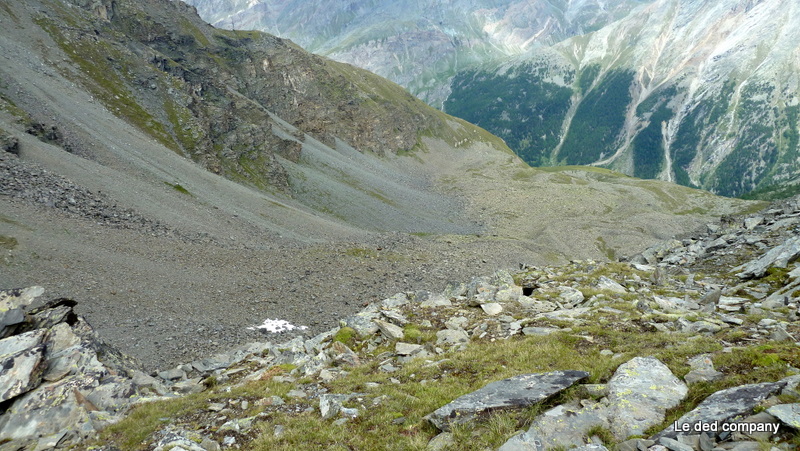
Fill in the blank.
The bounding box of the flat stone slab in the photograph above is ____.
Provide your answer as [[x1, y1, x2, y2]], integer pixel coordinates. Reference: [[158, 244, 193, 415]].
[[766, 403, 800, 429], [426, 370, 589, 431], [656, 381, 787, 439]]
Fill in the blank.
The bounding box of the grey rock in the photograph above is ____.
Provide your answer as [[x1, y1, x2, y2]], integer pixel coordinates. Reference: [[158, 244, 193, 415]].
[[607, 357, 688, 439], [699, 432, 715, 451], [426, 370, 588, 431], [341, 311, 380, 336], [480, 302, 503, 316], [736, 236, 800, 279], [498, 430, 546, 451], [718, 296, 748, 312], [158, 367, 186, 381], [374, 320, 404, 340], [766, 403, 800, 429], [771, 326, 794, 342], [319, 394, 343, 419], [0, 286, 45, 311], [744, 216, 764, 230], [495, 284, 522, 302], [427, 432, 455, 451], [685, 355, 724, 385], [656, 381, 787, 439], [172, 377, 205, 395], [219, 416, 256, 433], [731, 411, 780, 441], [0, 308, 25, 338], [0, 331, 47, 402], [381, 293, 409, 309], [395, 342, 423, 356], [380, 309, 409, 326], [504, 400, 609, 450], [444, 317, 469, 330], [286, 389, 307, 398], [597, 276, 627, 293], [729, 443, 762, 451], [517, 297, 557, 314], [435, 329, 469, 347], [659, 437, 694, 451], [420, 294, 452, 308], [558, 287, 585, 306], [700, 289, 722, 306]]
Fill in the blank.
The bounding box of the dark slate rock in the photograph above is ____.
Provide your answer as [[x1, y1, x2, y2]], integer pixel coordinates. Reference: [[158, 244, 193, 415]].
[[656, 381, 787, 439], [0, 308, 25, 338], [426, 370, 589, 431]]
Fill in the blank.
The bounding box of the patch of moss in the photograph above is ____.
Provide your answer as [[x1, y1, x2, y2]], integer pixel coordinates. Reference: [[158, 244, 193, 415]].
[[333, 327, 356, 345], [165, 182, 191, 195], [0, 235, 18, 250]]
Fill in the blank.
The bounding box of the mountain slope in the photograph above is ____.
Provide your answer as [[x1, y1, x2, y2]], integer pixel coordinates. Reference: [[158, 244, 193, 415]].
[[445, 0, 800, 198], [0, 0, 758, 370]]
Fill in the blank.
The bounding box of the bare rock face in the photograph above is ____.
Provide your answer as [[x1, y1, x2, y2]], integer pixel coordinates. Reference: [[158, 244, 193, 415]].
[[0, 288, 147, 448], [426, 370, 589, 431]]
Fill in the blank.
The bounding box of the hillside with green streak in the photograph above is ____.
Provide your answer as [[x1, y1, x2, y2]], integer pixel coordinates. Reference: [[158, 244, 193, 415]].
[[442, 0, 800, 199]]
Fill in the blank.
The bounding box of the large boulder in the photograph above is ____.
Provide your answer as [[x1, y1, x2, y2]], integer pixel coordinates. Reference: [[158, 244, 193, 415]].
[[606, 357, 688, 439]]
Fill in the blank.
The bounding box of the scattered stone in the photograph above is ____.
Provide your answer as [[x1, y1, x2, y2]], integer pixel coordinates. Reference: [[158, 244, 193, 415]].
[[659, 437, 694, 451], [420, 294, 452, 308], [427, 432, 455, 451], [558, 287, 585, 306], [395, 342, 423, 356], [374, 320, 405, 340], [685, 354, 724, 385], [426, 370, 588, 431], [522, 326, 559, 336], [597, 276, 627, 293], [286, 389, 307, 399], [480, 302, 503, 316], [435, 329, 469, 347]]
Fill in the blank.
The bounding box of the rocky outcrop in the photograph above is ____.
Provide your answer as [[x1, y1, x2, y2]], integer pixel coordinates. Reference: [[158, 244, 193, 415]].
[[0, 287, 148, 448]]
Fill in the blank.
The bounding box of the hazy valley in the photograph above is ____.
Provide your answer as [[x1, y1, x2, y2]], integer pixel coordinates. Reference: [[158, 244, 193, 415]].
[[1, 0, 800, 449]]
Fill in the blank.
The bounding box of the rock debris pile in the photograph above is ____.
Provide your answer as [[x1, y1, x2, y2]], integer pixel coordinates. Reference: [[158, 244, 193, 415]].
[[0, 150, 211, 242], [0, 287, 159, 448]]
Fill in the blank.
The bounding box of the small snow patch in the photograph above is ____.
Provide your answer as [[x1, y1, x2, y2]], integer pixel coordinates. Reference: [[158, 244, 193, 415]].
[[248, 319, 308, 333]]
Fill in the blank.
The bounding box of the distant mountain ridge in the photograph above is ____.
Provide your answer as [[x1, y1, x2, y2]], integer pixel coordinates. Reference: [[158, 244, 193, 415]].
[[184, 0, 651, 106], [188, 0, 800, 198]]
